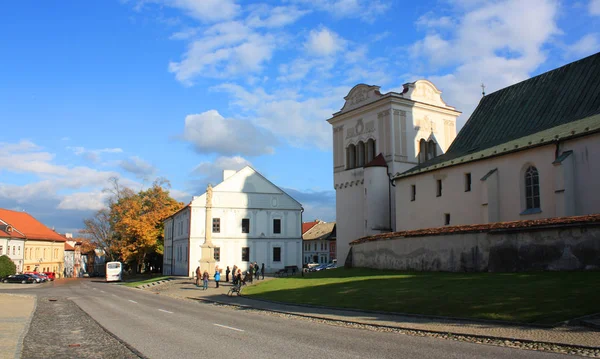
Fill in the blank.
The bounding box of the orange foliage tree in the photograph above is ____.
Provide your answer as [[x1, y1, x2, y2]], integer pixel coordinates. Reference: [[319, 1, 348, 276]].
[[110, 178, 184, 273]]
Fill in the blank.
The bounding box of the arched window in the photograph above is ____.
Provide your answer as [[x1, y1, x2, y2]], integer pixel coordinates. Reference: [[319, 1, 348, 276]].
[[357, 141, 365, 167], [366, 139, 376, 163], [347, 144, 356, 169], [525, 166, 540, 209], [427, 140, 437, 160], [419, 139, 427, 163]]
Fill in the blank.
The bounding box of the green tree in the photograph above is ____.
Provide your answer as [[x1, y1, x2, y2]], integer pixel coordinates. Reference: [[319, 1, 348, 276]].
[[0, 255, 17, 278]]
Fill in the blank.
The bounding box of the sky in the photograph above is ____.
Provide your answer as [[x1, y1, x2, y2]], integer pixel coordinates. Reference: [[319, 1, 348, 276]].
[[1, 0, 599, 234]]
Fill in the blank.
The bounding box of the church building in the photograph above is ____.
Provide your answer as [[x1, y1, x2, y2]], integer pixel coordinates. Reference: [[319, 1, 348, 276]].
[[329, 52, 600, 264], [163, 166, 303, 277]]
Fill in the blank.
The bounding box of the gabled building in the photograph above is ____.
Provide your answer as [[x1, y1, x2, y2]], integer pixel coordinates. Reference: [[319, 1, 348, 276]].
[[0, 208, 66, 277], [302, 220, 336, 265], [0, 219, 26, 273], [393, 51, 600, 230], [163, 166, 303, 277]]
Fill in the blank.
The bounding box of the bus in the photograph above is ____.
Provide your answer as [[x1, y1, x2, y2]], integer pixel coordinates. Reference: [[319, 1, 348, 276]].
[[105, 262, 122, 282]]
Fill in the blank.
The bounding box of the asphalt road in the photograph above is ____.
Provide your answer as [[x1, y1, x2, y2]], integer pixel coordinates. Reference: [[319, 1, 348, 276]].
[[8, 280, 573, 359]]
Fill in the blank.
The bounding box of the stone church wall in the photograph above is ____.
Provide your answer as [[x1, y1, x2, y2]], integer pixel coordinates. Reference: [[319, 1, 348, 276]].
[[350, 220, 600, 272]]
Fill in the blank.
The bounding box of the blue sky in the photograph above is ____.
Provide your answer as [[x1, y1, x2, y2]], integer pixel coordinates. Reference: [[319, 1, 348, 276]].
[[1, 0, 599, 233]]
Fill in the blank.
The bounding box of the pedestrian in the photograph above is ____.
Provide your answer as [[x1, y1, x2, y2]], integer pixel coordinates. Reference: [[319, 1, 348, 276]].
[[255, 262, 260, 280], [202, 270, 209, 290], [195, 266, 201, 287], [214, 268, 221, 288], [236, 269, 243, 285], [261, 263, 265, 280], [225, 266, 230, 282]]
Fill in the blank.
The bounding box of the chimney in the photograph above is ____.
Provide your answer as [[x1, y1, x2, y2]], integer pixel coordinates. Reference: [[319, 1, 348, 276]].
[[223, 170, 236, 181]]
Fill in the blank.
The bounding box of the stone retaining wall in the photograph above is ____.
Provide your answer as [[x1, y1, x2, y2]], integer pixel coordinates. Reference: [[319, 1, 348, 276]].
[[350, 223, 600, 272]]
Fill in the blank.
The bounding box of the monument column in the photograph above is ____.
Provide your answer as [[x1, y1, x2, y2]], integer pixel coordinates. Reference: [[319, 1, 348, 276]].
[[200, 184, 216, 275]]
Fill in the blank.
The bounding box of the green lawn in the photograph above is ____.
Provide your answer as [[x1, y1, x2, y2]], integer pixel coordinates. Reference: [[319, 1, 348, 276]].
[[243, 268, 600, 324], [121, 275, 172, 287]]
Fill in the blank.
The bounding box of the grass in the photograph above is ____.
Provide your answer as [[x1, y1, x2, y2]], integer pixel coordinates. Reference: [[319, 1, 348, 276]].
[[243, 268, 600, 324], [121, 275, 172, 287]]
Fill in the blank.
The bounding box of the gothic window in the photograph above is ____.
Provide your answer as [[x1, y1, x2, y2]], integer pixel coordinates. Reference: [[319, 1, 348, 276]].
[[525, 166, 541, 209], [357, 141, 365, 167]]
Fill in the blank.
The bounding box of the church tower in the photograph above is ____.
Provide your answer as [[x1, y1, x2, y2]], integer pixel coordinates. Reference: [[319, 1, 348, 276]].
[[327, 80, 461, 264]]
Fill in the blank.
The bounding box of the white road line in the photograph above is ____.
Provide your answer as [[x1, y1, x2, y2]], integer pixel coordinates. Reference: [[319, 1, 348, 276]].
[[213, 324, 244, 332], [158, 309, 173, 314], [92, 288, 97, 290], [129, 300, 138, 304], [100, 290, 105, 293]]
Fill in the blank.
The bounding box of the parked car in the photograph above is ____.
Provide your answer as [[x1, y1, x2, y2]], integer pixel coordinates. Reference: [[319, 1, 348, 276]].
[[309, 264, 329, 272], [24, 273, 45, 283], [325, 263, 337, 269], [3, 274, 36, 284], [43, 272, 56, 281], [35, 273, 50, 282]]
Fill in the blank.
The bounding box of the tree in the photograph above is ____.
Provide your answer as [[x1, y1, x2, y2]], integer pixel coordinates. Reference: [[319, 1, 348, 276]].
[[110, 178, 183, 273], [0, 255, 17, 278], [80, 209, 119, 261]]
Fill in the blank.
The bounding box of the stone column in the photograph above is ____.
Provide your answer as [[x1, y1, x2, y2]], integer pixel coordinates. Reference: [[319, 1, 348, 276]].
[[200, 184, 216, 276]]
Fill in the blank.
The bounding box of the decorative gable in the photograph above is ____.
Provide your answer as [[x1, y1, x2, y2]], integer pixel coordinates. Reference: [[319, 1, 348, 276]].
[[339, 84, 383, 113], [403, 80, 451, 108]]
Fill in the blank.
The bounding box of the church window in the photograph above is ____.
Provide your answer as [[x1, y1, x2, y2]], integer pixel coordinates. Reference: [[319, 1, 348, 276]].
[[445, 213, 450, 225], [242, 218, 250, 233], [465, 173, 472, 192], [273, 219, 281, 234], [411, 185, 416, 201], [525, 166, 541, 209], [212, 218, 220, 233], [419, 139, 427, 163], [273, 247, 281, 262], [214, 247, 220, 261], [427, 140, 437, 160], [346, 144, 356, 169], [242, 247, 250, 262], [436, 179, 443, 197], [366, 139, 376, 163], [419, 139, 438, 163], [357, 141, 365, 167]]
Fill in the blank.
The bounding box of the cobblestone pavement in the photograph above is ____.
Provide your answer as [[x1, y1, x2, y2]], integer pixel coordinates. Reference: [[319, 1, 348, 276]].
[[145, 277, 600, 357], [21, 296, 141, 359]]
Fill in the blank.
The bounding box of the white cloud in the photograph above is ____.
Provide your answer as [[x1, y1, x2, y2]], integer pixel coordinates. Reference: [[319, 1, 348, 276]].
[[305, 27, 346, 57], [416, 14, 455, 29], [119, 156, 157, 179], [590, 0, 600, 15], [168, 21, 276, 84], [294, 0, 390, 23], [192, 156, 252, 187], [161, 0, 240, 22], [57, 191, 108, 211], [565, 33, 600, 58], [169, 27, 199, 40], [68, 146, 123, 162], [246, 5, 310, 28], [410, 0, 560, 127], [182, 110, 277, 156]]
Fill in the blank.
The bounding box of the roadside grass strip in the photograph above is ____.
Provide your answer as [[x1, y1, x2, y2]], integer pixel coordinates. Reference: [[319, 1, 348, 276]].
[[242, 268, 600, 325]]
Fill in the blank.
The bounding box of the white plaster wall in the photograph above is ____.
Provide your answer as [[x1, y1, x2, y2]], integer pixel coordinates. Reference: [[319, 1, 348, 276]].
[[0, 238, 25, 272], [395, 133, 600, 230]]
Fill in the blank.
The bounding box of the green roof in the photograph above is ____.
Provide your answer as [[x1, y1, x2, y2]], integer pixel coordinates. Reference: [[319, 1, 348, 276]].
[[398, 51, 600, 178]]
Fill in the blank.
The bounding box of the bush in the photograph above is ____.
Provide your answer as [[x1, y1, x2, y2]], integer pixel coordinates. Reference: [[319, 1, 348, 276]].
[[0, 255, 17, 278]]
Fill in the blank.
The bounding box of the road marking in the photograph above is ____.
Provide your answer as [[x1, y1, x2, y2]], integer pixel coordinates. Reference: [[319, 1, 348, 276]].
[[213, 324, 244, 332], [158, 309, 173, 314], [112, 294, 117, 297], [92, 288, 97, 290], [128, 300, 138, 304], [100, 290, 105, 293]]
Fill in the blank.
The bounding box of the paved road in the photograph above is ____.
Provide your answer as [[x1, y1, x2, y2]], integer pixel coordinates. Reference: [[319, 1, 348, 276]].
[[5, 279, 574, 359]]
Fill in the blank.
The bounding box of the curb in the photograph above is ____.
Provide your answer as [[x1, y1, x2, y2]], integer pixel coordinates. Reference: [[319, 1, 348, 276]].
[[135, 278, 176, 289], [186, 294, 600, 351]]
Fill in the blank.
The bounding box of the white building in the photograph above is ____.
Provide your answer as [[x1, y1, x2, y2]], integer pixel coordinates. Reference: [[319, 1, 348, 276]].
[[302, 221, 336, 265], [327, 80, 461, 264], [163, 166, 303, 277], [0, 222, 26, 273], [330, 52, 600, 263], [393, 53, 600, 230]]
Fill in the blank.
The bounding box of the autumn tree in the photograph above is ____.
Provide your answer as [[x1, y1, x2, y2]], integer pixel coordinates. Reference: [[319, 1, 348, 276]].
[[80, 208, 119, 261], [110, 178, 183, 273]]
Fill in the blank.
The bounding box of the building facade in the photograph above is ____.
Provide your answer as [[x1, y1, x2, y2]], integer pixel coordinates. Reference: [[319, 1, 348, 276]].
[[393, 53, 600, 230], [327, 81, 461, 264], [163, 166, 303, 277], [302, 221, 336, 265], [0, 222, 26, 273]]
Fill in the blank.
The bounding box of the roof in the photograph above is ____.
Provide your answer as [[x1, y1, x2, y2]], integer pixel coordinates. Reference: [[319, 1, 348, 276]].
[[302, 220, 320, 234], [0, 208, 66, 242], [398, 51, 600, 178], [364, 153, 387, 168], [351, 214, 600, 244], [64, 242, 75, 251], [0, 224, 26, 239], [303, 222, 336, 241]]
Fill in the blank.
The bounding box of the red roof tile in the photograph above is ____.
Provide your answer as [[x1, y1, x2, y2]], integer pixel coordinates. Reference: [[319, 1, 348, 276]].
[[302, 220, 320, 234], [0, 208, 66, 242], [64, 242, 75, 251], [351, 214, 600, 244], [364, 153, 387, 168]]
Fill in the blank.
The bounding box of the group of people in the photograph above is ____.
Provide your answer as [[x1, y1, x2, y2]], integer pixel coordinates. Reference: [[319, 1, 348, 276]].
[[195, 262, 265, 290]]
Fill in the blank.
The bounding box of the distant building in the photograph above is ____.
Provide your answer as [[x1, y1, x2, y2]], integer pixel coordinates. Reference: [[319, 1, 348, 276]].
[[163, 166, 303, 277], [0, 219, 26, 273], [0, 208, 66, 276], [302, 220, 336, 265]]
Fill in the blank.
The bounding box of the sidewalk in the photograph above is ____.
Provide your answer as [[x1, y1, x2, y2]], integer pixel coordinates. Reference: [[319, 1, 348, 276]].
[[0, 294, 35, 359], [146, 277, 600, 350]]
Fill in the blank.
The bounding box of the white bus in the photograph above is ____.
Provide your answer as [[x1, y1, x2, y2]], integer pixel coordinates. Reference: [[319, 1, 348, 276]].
[[106, 262, 122, 282]]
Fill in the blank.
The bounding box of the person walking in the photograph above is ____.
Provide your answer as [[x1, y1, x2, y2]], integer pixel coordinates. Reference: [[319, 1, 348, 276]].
[[214, 267, 221, 288], [195, 266, 201, 287], [236, 269, 242, 286], [261, 263, 265, 280], [202, 270, 209, 290], [225, 266, 230, 282], [254, 262, 260, 280]]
